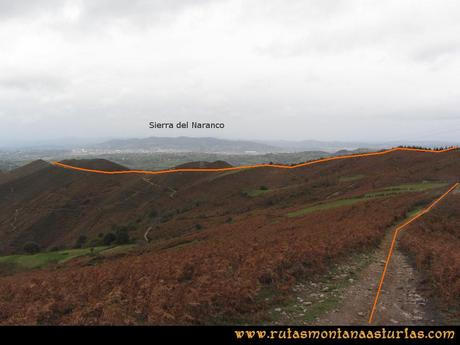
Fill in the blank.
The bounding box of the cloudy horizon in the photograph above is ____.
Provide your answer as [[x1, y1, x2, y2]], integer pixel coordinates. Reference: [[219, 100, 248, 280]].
[[1, 0, 459, 145]]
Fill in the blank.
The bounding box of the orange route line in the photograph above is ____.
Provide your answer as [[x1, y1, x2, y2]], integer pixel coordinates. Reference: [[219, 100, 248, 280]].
[[368, 182, 459, 324], [51, 146, 459, 175]]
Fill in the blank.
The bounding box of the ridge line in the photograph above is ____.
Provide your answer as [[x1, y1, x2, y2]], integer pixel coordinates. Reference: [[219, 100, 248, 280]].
[[51, 146, 459, 175]]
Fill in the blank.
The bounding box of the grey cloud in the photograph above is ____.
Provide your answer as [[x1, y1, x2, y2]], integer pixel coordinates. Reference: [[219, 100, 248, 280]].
[[82, 0, 219, 19], [0, 0, 220, 24], [0, 74, 69, 92], [0, 0, 64, 19], [1, 0, 459, 143], [412, 42, 460, 63]]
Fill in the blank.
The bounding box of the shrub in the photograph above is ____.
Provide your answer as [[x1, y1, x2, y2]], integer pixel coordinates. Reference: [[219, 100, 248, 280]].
[[148, 210, 158, 219], [88, 239, 102, 247], [74, 235, 87, 249], [103, 232, 116, 245], [23, 242, 41, 254], [112, 223, 137, 232], [260, 185, 268, 190], [115, 228, 130, 245], [195, 224, 203, 230]]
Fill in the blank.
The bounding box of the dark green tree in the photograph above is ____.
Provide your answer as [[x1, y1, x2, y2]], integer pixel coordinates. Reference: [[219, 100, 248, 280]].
[[23, 241, 41, 254], [115, 228, 130, 245], [74, 235, 87, 248], [103, 232, 116, 245]]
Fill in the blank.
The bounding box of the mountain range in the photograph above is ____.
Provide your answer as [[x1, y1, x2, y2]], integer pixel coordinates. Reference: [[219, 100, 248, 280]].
[[3, 136, 458, 154]]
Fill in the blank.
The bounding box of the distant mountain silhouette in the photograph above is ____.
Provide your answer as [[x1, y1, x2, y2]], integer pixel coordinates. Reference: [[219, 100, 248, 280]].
[[88, 136, 283, 154]]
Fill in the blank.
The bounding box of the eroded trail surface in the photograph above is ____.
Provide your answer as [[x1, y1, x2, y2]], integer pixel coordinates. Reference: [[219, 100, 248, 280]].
[[316, 232, 437, 325], [267, 230, 447, 325]]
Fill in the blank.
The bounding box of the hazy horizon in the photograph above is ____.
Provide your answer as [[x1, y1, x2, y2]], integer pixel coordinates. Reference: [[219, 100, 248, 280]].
[[1, 134, 458, 150]]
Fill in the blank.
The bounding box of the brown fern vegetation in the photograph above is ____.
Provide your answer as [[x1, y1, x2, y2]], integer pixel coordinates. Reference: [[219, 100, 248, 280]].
[[0, 195, 420, 325], [399, 192, 460, 310], [0, 149, 458, 324]]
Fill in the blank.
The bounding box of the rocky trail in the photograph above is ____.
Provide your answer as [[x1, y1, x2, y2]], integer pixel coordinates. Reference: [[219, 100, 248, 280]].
[[265, 228, 451, 325]]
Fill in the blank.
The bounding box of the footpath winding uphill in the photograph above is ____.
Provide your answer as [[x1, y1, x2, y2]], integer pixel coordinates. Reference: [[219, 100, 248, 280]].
[[266, 186, 459, 326]]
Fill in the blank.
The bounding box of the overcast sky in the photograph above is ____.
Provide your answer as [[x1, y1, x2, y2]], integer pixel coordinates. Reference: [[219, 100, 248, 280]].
[[0, 0, 459, 144]]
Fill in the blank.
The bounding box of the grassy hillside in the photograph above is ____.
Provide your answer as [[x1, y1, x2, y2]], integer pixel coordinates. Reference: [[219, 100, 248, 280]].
[[0, 149, 458, 324]]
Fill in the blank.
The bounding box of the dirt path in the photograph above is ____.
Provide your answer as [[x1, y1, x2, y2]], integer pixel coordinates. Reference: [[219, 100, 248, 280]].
[[266, 229, 445, 325], [315, 231, 437, 325]]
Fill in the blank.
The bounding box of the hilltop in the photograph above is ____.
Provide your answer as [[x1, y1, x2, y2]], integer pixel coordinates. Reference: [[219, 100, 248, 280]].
[[0, 159, 50, 184], [174, 160, 233, 169], [59, 159, 129, 171]]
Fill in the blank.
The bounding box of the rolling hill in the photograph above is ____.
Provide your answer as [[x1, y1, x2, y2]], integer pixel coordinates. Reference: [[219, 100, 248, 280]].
[[0, 148, 458, 324]]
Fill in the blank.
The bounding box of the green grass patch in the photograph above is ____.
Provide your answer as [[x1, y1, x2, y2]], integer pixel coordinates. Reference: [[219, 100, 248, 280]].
[[0, 246, 112, 271], [383, 181, 447, 192], [246, 189, 271, 197], [364, 182, 447, 198], [287, 198, 364, 217], [405, 207, 423, 218], [100, 244, 137, 256], [287, 181, 447, 218]]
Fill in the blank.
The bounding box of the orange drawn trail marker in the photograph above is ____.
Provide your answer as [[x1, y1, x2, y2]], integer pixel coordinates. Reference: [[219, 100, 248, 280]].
[[368, 182, 459, 324], [51, 146, 459, 176]]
